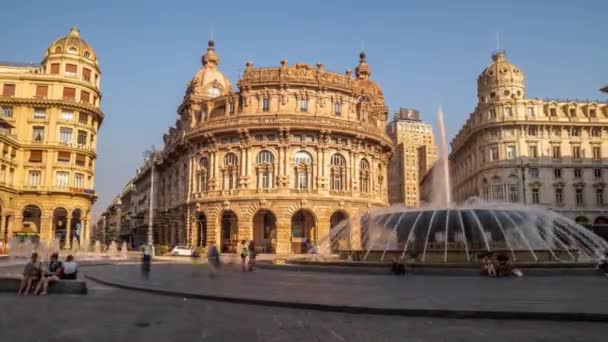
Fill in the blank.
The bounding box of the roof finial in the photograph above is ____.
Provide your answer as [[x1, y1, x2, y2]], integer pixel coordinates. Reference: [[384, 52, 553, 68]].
[[70, 27, 80, 37]]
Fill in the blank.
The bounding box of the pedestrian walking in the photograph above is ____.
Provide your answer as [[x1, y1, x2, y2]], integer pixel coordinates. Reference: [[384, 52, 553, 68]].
[[207, 242, 220, 278], [141, 244, 152, 279], [248, 240, 256, 272], [239, 240, 249, 272]]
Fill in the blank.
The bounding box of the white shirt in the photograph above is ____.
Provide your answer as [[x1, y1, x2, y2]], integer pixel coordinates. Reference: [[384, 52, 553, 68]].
[[63, 261, 77, 274]]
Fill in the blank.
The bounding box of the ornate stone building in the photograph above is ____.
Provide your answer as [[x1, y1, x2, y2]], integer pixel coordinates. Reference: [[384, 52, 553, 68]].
[[449, 51, 608, 224], [147, 41, 392, 254], [387, 108, 437, 207], [0, 28, 102, 247]]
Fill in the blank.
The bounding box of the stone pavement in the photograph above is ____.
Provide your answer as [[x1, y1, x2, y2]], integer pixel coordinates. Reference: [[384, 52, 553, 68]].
[[85, 262, 608, 320], [2, 285, 608, 342]]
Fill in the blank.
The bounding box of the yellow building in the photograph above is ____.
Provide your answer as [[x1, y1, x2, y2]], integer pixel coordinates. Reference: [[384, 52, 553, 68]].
[[132, 41, 392, 254], [387, 108, 437, 207], [0, 28, 103, 247]]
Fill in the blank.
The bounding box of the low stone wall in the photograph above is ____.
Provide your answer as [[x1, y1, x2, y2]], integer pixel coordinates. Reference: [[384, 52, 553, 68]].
[[0, 276, 87, 294]]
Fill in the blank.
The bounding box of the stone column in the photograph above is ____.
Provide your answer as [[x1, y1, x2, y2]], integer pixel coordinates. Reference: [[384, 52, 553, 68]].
[[0, 215, 5, 243], [40, 216, 53, 244], [275, 219, 291, 255], [350, 212, 362, 250], [65, 218, 72, 249]]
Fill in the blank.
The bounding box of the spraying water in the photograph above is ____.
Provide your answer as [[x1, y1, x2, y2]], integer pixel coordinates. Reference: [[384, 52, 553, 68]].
[[437, 106, 452, 208]]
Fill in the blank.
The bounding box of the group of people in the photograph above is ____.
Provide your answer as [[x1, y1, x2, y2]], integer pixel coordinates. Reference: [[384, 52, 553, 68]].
[[239, 240, 257, 272], [17, 252, 78, 296], [480, 253, 523, 277]]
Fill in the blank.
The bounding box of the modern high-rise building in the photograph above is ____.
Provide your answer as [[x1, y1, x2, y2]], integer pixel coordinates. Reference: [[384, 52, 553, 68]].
[[387, 108, 438, 207], [449, 51, 608, 225], [0, 28, 103, 247]]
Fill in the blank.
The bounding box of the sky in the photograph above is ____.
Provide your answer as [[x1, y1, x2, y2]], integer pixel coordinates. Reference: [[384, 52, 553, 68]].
[[1, 0, 607, 219]]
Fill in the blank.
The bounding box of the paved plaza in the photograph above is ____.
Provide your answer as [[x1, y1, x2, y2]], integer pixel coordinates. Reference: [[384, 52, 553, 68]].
[[2, 282, 608, 342], [84, 262, 608, 318]]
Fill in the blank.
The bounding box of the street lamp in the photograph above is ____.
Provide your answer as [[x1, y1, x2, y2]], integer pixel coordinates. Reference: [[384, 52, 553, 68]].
[[519, 158, 529, 205]]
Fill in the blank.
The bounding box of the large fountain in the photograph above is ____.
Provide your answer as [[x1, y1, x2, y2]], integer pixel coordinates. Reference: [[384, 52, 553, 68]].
[[313, 107, 608, 264]]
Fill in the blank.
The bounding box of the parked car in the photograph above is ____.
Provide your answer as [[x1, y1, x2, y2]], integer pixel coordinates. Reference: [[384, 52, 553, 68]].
[[169, 245, 194, 256]]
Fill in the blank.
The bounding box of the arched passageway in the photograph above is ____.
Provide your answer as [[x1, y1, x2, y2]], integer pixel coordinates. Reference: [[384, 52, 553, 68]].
[[220, 211, 238, 253], [253, 210, 277, 253], [291, 210, 316, 254], [196, 213, 207, 247], [330, 211, 351, 253]]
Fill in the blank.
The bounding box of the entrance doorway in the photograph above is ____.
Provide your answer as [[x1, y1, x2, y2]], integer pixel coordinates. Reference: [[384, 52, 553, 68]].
[[220, 211, 238, 253], [330, 211, 351, 252], [196, 213, 207, 247], [253, 210, 277, 253], [52, 208, 68, 248], [291, 210, 316, 254]]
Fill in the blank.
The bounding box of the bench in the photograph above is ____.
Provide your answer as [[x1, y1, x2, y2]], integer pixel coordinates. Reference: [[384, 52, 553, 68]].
[[0, 276, 87, 294]]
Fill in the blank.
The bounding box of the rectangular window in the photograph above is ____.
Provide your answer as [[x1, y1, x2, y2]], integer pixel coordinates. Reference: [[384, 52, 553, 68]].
[[65, 64, 77, 77], [334, 102, 341, 115], [75, 154, 86, 167], [552, 146, 561, 159], [508, 184, 519, 203], [0, 166, 5, 183], [553, 127, 561, 137], [62, 87, 76, 100], [83, 68, 91, 82], [78, 113, 88, 124], [262, 98, 270, 112], [573, 146, 581, 159], [554, 168, 562, 178], [590, 109, 597, 117], [505, 107, 513, 116], [57, 151, 71, 164], [35, 85, 48, 98], [229, 101, 235, 114], [77, 130, 87, 145], [576, 189, 584, 206], [532, 188, 540, 204], [591, 128, 600, 137], [2, 84, 15, 96], [594, 168, 602, 178], [55, 171, 69, 187], [489, 109, 496, 119], [32, 126, 45, 142], [550, 108, 557, 116], [528, 168, 539, 178], [300, 99, 308, 112], [34, 108, 46, 119], [571, 127, 580, 136], [50, 63, 60, 74], [61, 110, 74, 121], [59, 127, 73, 144], [81, 91, 90, 103], [29, 150, 43, 163], [27, 170, 41, 186], [1, 106, 13, 118], [529, 145, 538, 158], [528, 126, 538, 136], [526, 107, 534, 116], [574, 168, 582, 178], [490, 147, 499, 161], [569, 108, 576, 117], [74, 173, 84, 188], [555, 188, 563, 205], [597, 189, 604, 206], [593, 146, 601, 160], [506, 145, 516, 159]]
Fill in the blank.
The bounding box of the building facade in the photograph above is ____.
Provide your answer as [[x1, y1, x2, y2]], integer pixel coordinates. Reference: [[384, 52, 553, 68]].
[[0, 28, 103, 247], [387, 108, 437, 207], [449, 51, 608, 225], [131, 41, 392, 254]]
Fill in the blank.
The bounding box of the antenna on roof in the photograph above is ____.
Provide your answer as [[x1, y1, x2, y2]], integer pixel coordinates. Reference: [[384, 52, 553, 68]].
[[496, 32, 500, 51], [210, 29, 214, 41]]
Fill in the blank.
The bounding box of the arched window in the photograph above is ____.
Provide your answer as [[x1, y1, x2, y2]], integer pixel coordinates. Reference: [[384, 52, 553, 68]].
[[300, 99, 308, 112], [54, 46, 62, 53], [262, 98, 270, 112], [68, 47, 78, 54], [294, 151, 312, 189], [359, 158, 370, 193], [330, 153, 347, 191], [83, 51, 91, 58], [208, 87, 221, 98], [197, 157, 209, 192], [591, 127, 601, 137], [256, 150, 275, 189], [223, 153, 238, 190]]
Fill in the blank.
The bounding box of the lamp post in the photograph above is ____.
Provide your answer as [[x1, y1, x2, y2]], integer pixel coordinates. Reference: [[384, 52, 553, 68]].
[[520, 158, 528, 205], [147, 160, 155, 248]]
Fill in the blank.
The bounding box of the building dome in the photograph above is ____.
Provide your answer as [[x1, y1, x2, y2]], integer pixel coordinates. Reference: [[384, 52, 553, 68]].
[[190, 40, 232, 98], [354, 51, 385, 106], [477, 51, 526, 103], [45, 27, 98, 63]]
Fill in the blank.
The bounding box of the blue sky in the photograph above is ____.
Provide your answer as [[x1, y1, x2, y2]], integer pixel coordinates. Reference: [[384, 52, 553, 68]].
[[2, 0, 607, 218]]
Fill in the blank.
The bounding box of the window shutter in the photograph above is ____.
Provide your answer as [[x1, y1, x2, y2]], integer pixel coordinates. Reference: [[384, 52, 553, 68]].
[[35, 85, 48, 98], [65, 64, 77, 73], [83, 68, 91, 81], [2, 84, 15, 96], [58, 151, 71, 162], [29, 150, 43, 162], [81, 91, 90, 103], [50, 63, 60, 74], [63, 87, 76, 99]]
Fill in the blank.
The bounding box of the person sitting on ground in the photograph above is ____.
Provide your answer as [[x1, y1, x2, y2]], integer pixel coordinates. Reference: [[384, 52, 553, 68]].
[[17, 252, 42, 296], [61, 255, 78, 280], [495, 253, 513, 277], [391, 257, 406, 276], [34, 252, 62, 295]]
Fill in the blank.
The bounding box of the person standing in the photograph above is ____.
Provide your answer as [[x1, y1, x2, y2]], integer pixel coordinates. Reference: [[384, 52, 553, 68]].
[[239, 240, 249, 272], [141, 244, 152, 279], [248, 240, 256, 272]]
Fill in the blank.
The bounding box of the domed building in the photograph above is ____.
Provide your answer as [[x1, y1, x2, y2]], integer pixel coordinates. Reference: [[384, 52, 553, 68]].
[[0, 28, 103, 247], [449, 51, 608, 225], [149, 41, 393, 254]]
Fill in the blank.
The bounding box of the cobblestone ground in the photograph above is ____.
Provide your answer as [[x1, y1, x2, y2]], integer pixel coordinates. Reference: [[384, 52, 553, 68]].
[[85, 262, 608, 315], [1, 284, 608, 342]]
